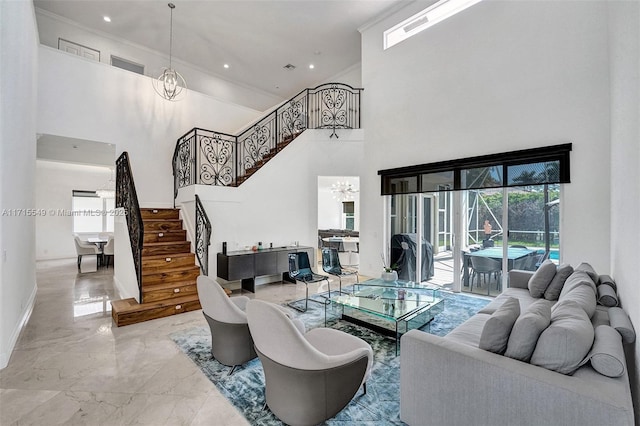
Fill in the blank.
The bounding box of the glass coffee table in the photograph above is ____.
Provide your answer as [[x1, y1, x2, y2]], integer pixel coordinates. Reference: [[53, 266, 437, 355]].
[[325, 285, 444, 355]]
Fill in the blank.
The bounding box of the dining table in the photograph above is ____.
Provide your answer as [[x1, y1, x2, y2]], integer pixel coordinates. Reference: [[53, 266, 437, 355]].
[[462, 246, 535, 290]]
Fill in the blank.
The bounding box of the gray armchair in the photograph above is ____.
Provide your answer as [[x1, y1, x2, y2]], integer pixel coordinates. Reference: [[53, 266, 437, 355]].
[[196, 275, 256, 374], [246, 299, 373, 426], [74, 236, 101, 271]]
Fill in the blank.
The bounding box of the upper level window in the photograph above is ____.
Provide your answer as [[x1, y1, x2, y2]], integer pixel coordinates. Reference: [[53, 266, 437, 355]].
[[383, 0, 483, 49]]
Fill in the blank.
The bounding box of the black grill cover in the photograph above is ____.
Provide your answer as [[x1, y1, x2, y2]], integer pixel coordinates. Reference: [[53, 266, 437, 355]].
[[390, 233, 434, 282]]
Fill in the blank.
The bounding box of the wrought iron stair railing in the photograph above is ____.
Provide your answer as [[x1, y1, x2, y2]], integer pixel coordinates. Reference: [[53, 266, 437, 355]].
[[195, 194, 211, 276], [116, 151, 144, 303], [173, 83, 362, 197]]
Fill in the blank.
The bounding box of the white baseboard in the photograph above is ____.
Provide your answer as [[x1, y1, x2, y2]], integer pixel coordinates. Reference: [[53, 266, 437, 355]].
[[0, 282, 37, 369]]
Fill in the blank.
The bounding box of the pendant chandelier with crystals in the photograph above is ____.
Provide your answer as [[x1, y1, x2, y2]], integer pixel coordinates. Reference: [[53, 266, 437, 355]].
[[96, 169, 115, 199], [331, 181, 359, 201], [153, 3, 187, 101]]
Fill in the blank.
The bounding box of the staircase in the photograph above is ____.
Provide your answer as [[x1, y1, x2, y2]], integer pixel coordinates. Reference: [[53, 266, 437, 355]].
[[111, 208, 201, 326], [234, 132, 300, 186]]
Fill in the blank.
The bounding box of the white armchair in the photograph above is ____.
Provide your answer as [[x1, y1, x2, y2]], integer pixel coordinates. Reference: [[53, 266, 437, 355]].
[[73, 236, 101, 271], [196, 275, 257, 374], [246, 299, 373, 426]]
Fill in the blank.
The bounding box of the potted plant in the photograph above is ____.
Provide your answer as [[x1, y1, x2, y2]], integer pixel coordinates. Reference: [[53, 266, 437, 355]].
[[380, 253, 398, 282]]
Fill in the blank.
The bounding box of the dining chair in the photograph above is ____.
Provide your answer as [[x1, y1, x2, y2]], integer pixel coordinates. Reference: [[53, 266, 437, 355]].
[[246, 299, 372, 426], [74, 236, 102, 271], [469, 256, 502, 292], [321, 248, 358, 295], [102, 237, 114, 268], [287, 251, 331, 312]]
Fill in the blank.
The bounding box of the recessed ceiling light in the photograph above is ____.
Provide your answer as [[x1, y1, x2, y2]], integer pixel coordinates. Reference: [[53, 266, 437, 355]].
[[223, 64, 230, 69], [103, 16, 111, 23], [309, 64, 315, 69]]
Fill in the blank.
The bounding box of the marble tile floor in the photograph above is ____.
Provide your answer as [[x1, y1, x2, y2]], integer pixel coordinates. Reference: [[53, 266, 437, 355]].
[[0, 258, 346, 426]]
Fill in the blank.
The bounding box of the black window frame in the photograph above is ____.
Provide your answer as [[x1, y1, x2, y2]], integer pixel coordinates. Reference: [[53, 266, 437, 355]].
[[378, 143, 571, 195]]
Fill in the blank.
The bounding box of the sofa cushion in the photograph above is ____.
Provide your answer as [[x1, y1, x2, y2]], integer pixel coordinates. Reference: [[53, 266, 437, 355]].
[[530, 300, 594, 375], [445, 313, 490, 347], [580, 325, 626, 378], [575, 262, 599, 283], [478, 288, 532, 315], [543, 263, 574, 301], [558, 283, 597, 319], [608, 307, 636, 344], [560, 270, 597, 299], [479, 297, 520, 354], [597, 283, 618, 307], [528, 260, 556, 298], [504, 299, 552, 362], [598, 274, 617, 292]]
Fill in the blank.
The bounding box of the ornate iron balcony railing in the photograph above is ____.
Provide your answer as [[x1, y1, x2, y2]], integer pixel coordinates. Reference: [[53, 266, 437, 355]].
[[172, 83, 362, 197], [195, 194, 211, 276], [116, 152, 144, 302]]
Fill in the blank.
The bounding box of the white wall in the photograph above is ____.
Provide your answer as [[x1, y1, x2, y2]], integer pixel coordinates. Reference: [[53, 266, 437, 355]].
[[358, 0, 611, 277], [608, 0, 640, 417], [35, 160, 112, 260], [0, 0, 39, 369], [37, 46, 264, 208], [176, 129, 365, 277], [35, 8, 283, 111]]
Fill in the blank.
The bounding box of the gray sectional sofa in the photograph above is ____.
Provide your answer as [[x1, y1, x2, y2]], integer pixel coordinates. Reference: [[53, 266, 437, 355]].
[[400, 263, 635, 426]]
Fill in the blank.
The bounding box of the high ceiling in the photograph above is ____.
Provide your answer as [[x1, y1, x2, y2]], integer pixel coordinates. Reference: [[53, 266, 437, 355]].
[[34, 0, 403, 98]]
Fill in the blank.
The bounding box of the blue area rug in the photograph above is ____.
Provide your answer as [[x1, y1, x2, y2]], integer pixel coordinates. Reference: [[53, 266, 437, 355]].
[[169, 290, 489, 425]]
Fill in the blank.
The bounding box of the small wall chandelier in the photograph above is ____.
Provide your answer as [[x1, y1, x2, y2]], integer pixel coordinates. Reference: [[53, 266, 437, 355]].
[[153, 3, 187, 101], [96, 169, 115, 198], [331, 181, 359, 201]]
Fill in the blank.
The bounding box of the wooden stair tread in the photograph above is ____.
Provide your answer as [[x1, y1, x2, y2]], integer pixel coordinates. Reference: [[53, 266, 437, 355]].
[[112, 294, 199, 313], [142, 252, 194, 261], [142, 264, 200, 276], [142, 279, 198, 292], [143, 241, 190, 247]]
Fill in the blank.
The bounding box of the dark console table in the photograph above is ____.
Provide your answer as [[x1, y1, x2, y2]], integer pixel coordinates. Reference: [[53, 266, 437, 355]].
[[217, 246, 314, 293]]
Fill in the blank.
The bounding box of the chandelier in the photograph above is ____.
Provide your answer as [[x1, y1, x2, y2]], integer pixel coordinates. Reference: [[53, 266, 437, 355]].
[[96, 169, 115, 198], [331, 181, 359, 201], [153, 3, 187, 101]]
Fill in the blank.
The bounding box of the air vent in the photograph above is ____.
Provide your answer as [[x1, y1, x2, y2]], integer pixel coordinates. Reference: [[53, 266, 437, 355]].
[[111, 55, 145, 75], [283, 64, 296, 70]]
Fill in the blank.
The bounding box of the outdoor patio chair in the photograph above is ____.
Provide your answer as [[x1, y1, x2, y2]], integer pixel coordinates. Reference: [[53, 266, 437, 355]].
[[322, 248, 358, 295], [246, 299, 372, 426], [287, 251, 331, 312], [469, 256, 502, 292]]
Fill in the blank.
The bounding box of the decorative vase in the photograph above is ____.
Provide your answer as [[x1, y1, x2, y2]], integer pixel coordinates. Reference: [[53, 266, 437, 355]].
[[381, 270, 398, 282]]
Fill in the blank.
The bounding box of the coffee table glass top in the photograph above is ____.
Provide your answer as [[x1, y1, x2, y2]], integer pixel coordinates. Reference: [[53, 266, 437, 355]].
[[329, 287, 441, 321], [357, 277, 439, 292]]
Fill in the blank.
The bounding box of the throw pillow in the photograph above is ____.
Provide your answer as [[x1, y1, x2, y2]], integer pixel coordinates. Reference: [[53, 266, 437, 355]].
[[579, 325, 625, 378], [505, 299, 552, 362], [528, 260, 557, 298], [530, 300, 594, 375], [597, 283, 618, 307], [559, 270, 596, 300], [575, 262, 599, 283], [608, 307, 636, 344], [543, 263, 574, 301], [557, 283, 597, 319], [598, 274, 617, 292], [479, 297, 520, 354]]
